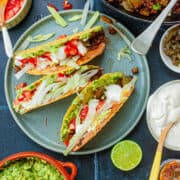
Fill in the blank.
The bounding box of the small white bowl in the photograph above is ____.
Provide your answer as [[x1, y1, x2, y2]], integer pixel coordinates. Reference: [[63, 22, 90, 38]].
[[160, 24, 180, 73], [146, 80, 180, 151], [6, 0, 32, 29]]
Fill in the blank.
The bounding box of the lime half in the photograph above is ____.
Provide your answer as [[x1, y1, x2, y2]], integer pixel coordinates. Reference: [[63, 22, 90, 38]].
[[111, 140, 142, 171]]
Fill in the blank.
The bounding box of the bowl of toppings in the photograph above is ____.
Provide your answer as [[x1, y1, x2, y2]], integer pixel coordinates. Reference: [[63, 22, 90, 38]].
[[146, 80, 180, 151], [0, 151, 77, 180], [160, 159, 180, 180], [5, 0, 32, 29], [102, 0, 180, 24], [160, 24, 180, 73]]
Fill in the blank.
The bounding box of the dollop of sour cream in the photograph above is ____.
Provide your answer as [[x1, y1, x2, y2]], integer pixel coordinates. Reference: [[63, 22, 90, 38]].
[[105, 84, 122, 102], [149, 82, 180, 147]]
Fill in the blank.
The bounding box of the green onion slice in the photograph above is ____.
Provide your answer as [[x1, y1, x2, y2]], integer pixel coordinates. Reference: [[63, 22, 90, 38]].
[[68, 14, 82, 22], [47, 6, 67, 27], [84, 11, 100, 30], [29, 33, 55, 42]]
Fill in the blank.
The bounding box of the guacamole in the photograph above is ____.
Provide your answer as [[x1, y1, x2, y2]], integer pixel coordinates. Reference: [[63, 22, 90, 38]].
[[0, 157, 64, 180]]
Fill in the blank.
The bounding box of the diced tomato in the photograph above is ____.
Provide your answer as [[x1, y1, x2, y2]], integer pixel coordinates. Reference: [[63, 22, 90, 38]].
[[69, 47, 78, 56], [96, 101, 105, 111], [69, 118, 76, 131], [12, 4, 21, 14], [28, 57, 37, 66], [64, 40, 79, 57], [48, 3, 59, 11], [23, 90, 33, 100], [67, 40, 78, 47], [5, 0, 23, 21], [64, 138, 70, 146], [62, 0, 73, 10], [20, 58, 28, 65], [57, 73, 67, 81], [18, 94, 25, 101], [80, 105, 89, 122], [41, 52, 52, 61], [20, 57, 37, 67], [64, 134, 73, 147], [16, 82, 27, 90], [57, 34, 67, 40], [18, 90, 33, 102]]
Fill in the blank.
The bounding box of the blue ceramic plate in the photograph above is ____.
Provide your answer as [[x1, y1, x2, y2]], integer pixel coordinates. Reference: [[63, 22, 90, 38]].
[[5, 10, 150, 155]]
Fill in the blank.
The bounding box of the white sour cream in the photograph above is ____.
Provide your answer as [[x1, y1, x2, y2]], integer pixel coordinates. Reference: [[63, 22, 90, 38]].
[[148, 82, 180, 148], [77, 41, 87, 55], [105, 84, 122, 102]]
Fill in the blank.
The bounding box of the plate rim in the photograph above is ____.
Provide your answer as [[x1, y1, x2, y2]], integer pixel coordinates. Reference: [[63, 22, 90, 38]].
[[101, 0, 180, 25], [4, 9, 150, 155]]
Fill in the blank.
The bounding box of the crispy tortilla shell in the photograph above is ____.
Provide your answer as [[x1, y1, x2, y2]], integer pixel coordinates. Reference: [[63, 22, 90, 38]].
[[72, 86, 134, 151], [14, 65, 102, 114], [27, 42, 106, 75]]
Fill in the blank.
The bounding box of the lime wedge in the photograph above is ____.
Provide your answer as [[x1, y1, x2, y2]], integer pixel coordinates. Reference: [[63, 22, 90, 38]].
[[111, 140, 142, 171]]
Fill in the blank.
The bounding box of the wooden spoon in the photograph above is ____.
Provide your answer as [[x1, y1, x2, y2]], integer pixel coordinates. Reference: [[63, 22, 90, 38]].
[[149, 122, 175, 180], [0, 0, 13, 58]]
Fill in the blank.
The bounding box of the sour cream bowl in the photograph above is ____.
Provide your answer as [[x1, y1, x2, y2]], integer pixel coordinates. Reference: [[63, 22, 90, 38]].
[[146, 80, 180, 151]]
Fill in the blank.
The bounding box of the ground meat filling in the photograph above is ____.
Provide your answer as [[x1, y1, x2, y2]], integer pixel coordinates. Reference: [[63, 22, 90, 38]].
[[107, 0, 180, 16], [83, 30, 105, 50]]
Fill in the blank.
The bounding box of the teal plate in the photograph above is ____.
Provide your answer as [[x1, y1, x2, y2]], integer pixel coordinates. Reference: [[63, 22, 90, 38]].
[[5, 10, 150, 155]]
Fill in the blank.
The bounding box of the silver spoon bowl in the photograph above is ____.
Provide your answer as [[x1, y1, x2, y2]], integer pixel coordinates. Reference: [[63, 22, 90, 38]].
[[131, 0, 178, 55]]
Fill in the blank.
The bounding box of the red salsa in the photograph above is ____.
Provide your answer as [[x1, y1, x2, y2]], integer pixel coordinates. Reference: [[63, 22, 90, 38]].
[[5, 0, 24, 21]]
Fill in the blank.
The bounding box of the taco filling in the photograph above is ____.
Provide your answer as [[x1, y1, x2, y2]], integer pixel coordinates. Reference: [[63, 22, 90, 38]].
[[13, 65, 102, 114], [60, 73, 136, 155], [14, 26, 105, 78]]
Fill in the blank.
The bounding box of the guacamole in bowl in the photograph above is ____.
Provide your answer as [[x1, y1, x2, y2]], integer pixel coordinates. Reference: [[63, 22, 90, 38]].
[[0, 157, 64, 180]]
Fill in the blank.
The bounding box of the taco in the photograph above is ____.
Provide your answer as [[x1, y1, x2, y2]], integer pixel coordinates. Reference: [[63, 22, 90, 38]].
[[60, 72, 137, 155], [14, 26, 105, 78], [13, 65, 102, 114]]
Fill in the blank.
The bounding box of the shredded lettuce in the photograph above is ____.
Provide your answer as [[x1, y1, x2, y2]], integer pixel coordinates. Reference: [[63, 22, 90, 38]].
[[15, 64, 33, 80], [117, 46, 132, 61], [47, 6, 67, 27], [29, 33, 55, 42], [84, 11, 100, 30], [68, 14, 82, 22], [73, 28, 79, 34]]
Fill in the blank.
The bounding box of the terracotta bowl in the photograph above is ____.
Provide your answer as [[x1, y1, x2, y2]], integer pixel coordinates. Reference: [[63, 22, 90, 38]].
[[0, 151, 77, 180]]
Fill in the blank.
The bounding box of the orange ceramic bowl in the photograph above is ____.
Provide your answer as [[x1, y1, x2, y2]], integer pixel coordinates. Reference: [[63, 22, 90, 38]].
[[0, 151, 77, 180]]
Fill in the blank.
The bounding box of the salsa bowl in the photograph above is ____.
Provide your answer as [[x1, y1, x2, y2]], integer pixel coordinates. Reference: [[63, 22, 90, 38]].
[[5, 0, 32, 29]]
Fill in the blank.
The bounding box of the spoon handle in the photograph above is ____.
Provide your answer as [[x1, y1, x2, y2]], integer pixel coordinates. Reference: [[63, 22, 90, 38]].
[[149, 122, 174, 180], [2, 26, 13, 58], [131, 0, 178, 55]]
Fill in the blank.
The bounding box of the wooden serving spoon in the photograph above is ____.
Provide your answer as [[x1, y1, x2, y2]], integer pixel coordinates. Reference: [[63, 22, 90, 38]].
[[0, 0, 13, 58], [149, 122, 176, 180]]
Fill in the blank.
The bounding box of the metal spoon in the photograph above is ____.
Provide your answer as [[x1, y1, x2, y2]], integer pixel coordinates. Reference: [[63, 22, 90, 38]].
[[0, 0, 13, 58], [131, 0, 178, 55]]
